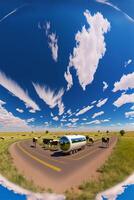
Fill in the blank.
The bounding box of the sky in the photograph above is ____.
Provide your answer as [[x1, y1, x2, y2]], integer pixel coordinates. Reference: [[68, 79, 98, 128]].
[[0, 0, 134, 132]]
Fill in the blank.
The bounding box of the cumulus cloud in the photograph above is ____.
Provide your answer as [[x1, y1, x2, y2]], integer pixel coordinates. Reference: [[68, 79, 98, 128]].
[[0, 71, 40, 112], [95, 0, 134, 23], [45, 22, 58, 62], [113, 72, 134, 92], [65, 10, 110, 90], [125, 111, 134, 118], [76, 105, 94, 116], [16, 108, 24, 113], [124, 59, 132, 67], [96, 98, 108, 107], [33, 83, 64, 112], [92, 111, 104, 118], [113, 93, 134, 107], [103, 81, 108, 91]]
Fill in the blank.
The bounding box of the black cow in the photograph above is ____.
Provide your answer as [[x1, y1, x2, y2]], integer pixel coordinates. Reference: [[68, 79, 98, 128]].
[[102, 137, 110, 147]]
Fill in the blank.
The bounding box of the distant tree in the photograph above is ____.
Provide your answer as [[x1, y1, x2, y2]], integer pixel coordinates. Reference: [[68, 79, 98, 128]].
[[98, 130, 100, 133], [46, 130, 49, 134], [106, 130, 109, 134], [120, 130, 125, 136]]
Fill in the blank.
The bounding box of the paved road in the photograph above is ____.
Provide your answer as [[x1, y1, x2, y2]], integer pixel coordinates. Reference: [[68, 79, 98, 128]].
[[10, 136, 117, 193]]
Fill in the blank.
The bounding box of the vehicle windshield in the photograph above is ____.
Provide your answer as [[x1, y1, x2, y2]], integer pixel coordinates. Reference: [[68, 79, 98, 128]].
[[59, 137, 70, 151]]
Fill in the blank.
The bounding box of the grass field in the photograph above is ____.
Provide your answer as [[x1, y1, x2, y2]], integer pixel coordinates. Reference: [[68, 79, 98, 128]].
[[66, 132, 134, 200], [0, 131, 134, 200]]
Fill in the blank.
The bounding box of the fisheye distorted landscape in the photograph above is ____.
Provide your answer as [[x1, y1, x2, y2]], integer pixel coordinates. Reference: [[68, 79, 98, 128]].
[[0, 0, 134, 200]]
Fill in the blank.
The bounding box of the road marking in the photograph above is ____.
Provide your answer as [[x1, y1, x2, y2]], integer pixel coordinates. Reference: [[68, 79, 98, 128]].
[[17, 143, 61, 172], [32, 149, 66, 165]]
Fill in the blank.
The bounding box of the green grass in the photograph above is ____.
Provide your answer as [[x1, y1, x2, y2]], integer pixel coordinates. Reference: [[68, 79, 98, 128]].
[[66, 134, 134, 200]]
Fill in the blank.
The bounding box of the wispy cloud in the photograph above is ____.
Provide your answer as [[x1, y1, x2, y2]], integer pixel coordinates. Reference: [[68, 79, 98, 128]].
[[53, 116, 59, 121], [0, 4, 27, 23], [124, 59, 132, 67], [86, 118, 110, 125], [0, 71, 40, 112], [65, 10, 110, 90], [125, 111, 134, 118], [33, 83, 64, 113], [68, 118, 79, 123], [96, 98, 108, 107], [76, 105, 94, 116], [45, 22, 58, 62], [16, 108, 24, 113], [95, 0, 134, 23], [103, 81, 108, 91], [92, 111, 104, 119], [113, 72, 134, 92]]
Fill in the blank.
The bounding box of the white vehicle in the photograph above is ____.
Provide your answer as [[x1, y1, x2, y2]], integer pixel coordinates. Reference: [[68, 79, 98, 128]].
[[59, 135, 86, 154]]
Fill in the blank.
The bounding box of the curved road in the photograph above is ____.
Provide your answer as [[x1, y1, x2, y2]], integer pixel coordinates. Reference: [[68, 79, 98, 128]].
[[10, 136, 117, 193]]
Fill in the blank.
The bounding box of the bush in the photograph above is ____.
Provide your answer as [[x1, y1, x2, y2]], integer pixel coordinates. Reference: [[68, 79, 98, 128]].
[[120, 130, 125, 136]]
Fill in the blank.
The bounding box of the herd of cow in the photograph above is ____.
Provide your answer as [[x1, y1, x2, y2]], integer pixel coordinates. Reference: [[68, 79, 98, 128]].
[[32, 136, 110, 148]]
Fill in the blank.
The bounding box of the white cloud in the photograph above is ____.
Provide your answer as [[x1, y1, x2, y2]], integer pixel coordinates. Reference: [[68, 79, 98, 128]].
[[50, 112, 54, 117], [96, 0, 134, 23], [29, 109, 36, 113], [0, 4, 26, 23], [65, 10, 110, 90], [91, 100, 97, 105], [97, 98, 108, 107], [0, 100, 6, 106], [82, 118, 87, 121], [113, 72, 134, 92], [125, 111, 134, 118], [45, 21, 50, 35], [0, 71, 40, 112], [33, 83, 64, 111], [103, 81, 108, 91], [131, 105, 134, 110], [68, 118, 79, 123], [45, 22, 58, 62], [124, 59, 132, 67], [113, 93, 134, 107], [0, 104, 29, 130], [26, 118, 35, 123], [53, 116, 59, 121], [67, 109, 72, 115], [92, 111, 104, 119], [76, 105, 94, 116], [86, 118, 110, 125], [58, 101, 65, 116], [16, 108, 24, 113], [64, 69, 73, 91], [48, 33, 58, 62], [61, 118, 67, 122]]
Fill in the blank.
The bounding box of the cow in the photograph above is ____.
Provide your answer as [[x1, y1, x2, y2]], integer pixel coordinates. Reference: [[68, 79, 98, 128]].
[[43, 138, 53, 148], [50, 140, 59, 148], [32, 137, 38, 148], [86, 136, 94, 145], [0, 137, 4, 140], [102, 137, 110, 147]]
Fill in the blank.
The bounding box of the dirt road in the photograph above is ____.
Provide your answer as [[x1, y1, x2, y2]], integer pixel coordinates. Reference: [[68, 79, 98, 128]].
[[10, 137, 117, 193]]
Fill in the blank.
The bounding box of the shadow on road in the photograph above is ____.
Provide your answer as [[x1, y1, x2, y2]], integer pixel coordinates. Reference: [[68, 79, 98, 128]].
[[51, 151, 68, 157]]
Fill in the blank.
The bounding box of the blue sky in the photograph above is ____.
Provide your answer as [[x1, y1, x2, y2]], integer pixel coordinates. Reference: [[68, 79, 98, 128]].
[[0, 0, 134, 132]]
